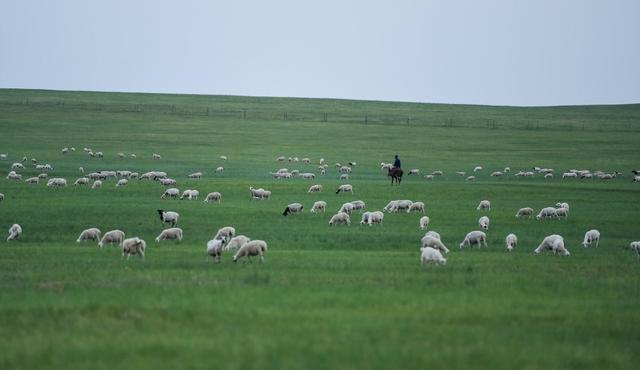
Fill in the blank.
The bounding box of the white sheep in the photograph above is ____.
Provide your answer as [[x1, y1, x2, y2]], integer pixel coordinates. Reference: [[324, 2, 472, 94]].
[[220, 155, 227, 160], [155, 227, 183, 243], [477, 200, 491, 211], [76, 228, 101, 243], [215, 166, 224, 173], [91, 180, 102, 189], [424, 175, 434, 180], [460, 231, 488, 249], [152, 153, 162, 160], [308, 184, 323, 193], [350, 200, 365, 212], [282, 203, 304, 216], [74, 177, 89, 186], [582, 229, 600, 248], [157, 209, 179, 227], [249, 187, 270, 200], [478, 216, 490, 230], [329, 212, 351, 226], [515, 207, 534, 218], [505, 233, 517, 252], [629, 241, 640, 258], [360, 211, 383, 226], [122, 237, 146, 260], [424, 230, 441, 240], [555, 207, 569, 219], [116, 179, 128, 187], [6, 171, 21, 180], [431, 170, 443, 176], [207, 236, 228, 263], [310, 201, 327, 213], [473, 166, 483, 172], [407, 202, 425, 213], [204, 192, 222, 203], [456, 171, 466, 177], [419, 216, 430, 230], [340, 174, 349, 180], [159, 178, 177, 186], [420, 236, 449, 254], [46, 178, 67, 187], [420, 247, 447, 265], [98, 230, 125, 248], [0, 193, 4, 202], [562, 172, 578, 179], [0, 154, 6, 160], [38, 173, 48, 179], [555, 202, 570, 211], [504, 167, 511, 173], [180, 189, 199, 200], [335, 184, 353, 194], [490, 171, 503, 177], [339, 166, 352, 174], [276, 156, 285, 162], [223, 235, 251, 251], [161, 188, 180, 199], [536, 207, 558, 220], [11, 162, 24, 170], [213, 226, 236, 240], [188, 172, 203, 179], [408, 169, 420, 175], [338, 202, 354, 214], [233, 240, 268, 263], [7, 224, 22, 241], [534, 234, 570, 256], [25, 177, 39, 184]]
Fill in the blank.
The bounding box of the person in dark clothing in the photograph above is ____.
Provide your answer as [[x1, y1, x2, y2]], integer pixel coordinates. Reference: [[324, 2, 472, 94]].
[[392, 155, 401, 169]]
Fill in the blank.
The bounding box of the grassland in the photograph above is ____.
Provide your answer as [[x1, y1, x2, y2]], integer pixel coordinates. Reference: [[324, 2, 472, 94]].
[[0, 89, 639, 370]]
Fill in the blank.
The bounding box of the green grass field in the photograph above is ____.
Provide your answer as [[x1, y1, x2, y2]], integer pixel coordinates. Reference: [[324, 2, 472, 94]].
[[0, 89, 639, 370]]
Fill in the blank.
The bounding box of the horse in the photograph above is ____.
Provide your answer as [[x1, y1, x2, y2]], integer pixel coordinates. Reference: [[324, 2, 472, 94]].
[[388, 167, 403, 185]]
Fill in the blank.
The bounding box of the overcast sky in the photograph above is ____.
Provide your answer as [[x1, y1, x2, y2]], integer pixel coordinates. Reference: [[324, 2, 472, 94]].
[[1, 0, 639, 106]]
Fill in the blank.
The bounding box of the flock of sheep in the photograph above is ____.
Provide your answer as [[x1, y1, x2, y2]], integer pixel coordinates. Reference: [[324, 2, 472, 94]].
[[2, 150, 639, 265]]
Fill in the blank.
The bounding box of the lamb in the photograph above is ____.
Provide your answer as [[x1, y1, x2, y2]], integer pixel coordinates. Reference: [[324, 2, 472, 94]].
[[420, 247, 447, 265], [0, 154, 6, 160], [582, 229, 600, 248], [25, 177, 39, 184], [7, 224, 22, 241], [534, 234, 570, 256], [478, 216, 490, 230], [360, 211, 383, 226], [335, 184, 353, 194], [46, 178, 67, 187], [91, 180, 102, 189], [204, 192, 222, 203], [407, 202, 425, 213], [155, 227, 183, 243], [338, 202, 355, 214], [161, 188, 180, 199], [308, 184, 323, 193], [122, 237, 146, 260], [477, 200, 491, 211], [350, 200, 365, 212], [283, 203, 304, 216], [207, 236, 228, 263], [118, 152, 125, 158], [116, 179, 128, 187], [76, 228, 101, 243], [213, 226, 236, 240], [456, 171, 466, 177], [544, 173, 553, 179], [419, 216, 430, 230], [95, 151, 104, 158], [233, 240, 268, 263], [515, 207, 534, 218], [310, 201, 327, 213], [536, 207, 558, 220], [98, 230, 125, 248], [420, 236, 449, 254], [329, 212, 351, 226], [157, 209, 179, 226], [223, 235, 251, 251], [74, 177, 89, 186], [505, 233, 517, 252], [460, 231, 488, 249]]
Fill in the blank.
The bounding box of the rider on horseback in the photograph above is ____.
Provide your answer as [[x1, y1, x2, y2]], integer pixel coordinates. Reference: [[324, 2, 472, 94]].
[[392, 155, 401, 170]]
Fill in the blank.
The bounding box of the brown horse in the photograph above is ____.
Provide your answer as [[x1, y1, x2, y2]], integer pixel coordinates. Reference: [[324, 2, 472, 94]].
[[388, 167, 403, 185]]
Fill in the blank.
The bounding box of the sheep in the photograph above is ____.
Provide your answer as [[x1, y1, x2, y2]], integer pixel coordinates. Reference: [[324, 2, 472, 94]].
[[473, 166, 483, 172], [74, 177, 89, 186], [130, 154, 136, 158], [159, 178, 177, 186], [276, 156, 285, 162], [544, 173, 553, 179], [503, 166, 510, 172], [562, 172, 578, 179], [407, 202, 425, 213], [329, 212, 351, 226], [0, 154, 6, 160], [534, 234, 570, 256], [122, 237, 146, 260], [420, 235, 450, 254], [155, 227, 183, 243], [478, 216, 490, 230], [299, 172, 315, 179], [555, 202, 570, 211], [204, 192, 222, 203], [634, 176, 640, 182], [419, 216, 430, 230], [46, 178, 67, 187], [555, 207, 569, 219], [76, 228, 101, 243], [224, 235, 251, 251], [630, 241, 640, 258], [582, 229, 600, 248], [335, 184, 353, 194], [360, 211, 383, 226], [340, 174, 349, 180], [424, 230, 441, 240], [25, 177, 39, 184], [490, 171, 503, 177], [157, 209, 179, 226], [310, 200, 327, 213], [117, 170, 132, 178], [515, 207, 534, 218], [7, 224, 22, 241], [308, 184, 323, 193], [339, 166, 352, 174], [11, 162, 24, 170], [424, 175, 434, 180], [6, 171, 21, 180], [118, 152, 125, 158], [130, 172, 139, 179], [233, 240, 268, 263], [152, 153, 161, 160], [477, 200, 491, 211], [536, 207, 558, 220], [220, 155, 228, 160], [180, 189, 199, 200], [283, 203, 304, 216], [408, 169, 420, 175], [460, 231, 488, 249], [98, 230, 125, 248], [420, 247, 447, 265], [91, 180, 102, 189], [62, 148, 69, 154], [215, 166, 224, 173], [0, 193, 4, 202], [249, 187, 271, 200], [38, 173, 48, 179], [116, 179, 128, 187], [456, 171, 466, 177], [338, 202, 355, 214], [383, 200, 413, 213], [188, 172, 203, 179], [505, 233, 517, 252], [213, 226, 236, 240], [350, 200, 365, 212], [207, 236, 228, 263], [431, 170, 443, 176], [96, 151, 104, 158], [161, 188, 180, 199]]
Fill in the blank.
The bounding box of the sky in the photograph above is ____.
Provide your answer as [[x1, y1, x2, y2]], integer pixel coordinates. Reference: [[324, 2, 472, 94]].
[[1, 0, 639, 106]]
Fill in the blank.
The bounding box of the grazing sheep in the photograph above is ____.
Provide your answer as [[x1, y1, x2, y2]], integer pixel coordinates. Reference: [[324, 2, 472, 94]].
[[0, 154, 6, 160], [562, 172, 578, 179], [204, 192, 222, 203], [207, 236, 228, 263], [477, 200, 491, 211], [338, 202, 354, 214], [152, 153, 162, 160], [6, 171, 21, 180], [220, 155, 227, 160], [340, 174, 349, 180], [360, 211, 384, 226], [419, 216, 430, 230], [460, 231, 488, 249], [424, 230, 441, 240], [96, 151, 104, 158], [383, 200, 413, 213], [276, 156, 285, 162], [122, 237, 146, 260], [536, 207, 558, 220], [473, 166, 483, 172], [310, 201, 327, 213], [118, 152, 125, 158], [157, 209, 179, 227], [456, 171, 466, 177], [478, 216, 490, 230], [534, 234, 570, 256], [98, 230, 125, 248], [116, 179, 128, 187], [74, 177, 89, 186], [420, 247, 447, 265], [555, 207, 569, 219], [308, 184, 323, 193], [504, 167, 510, 173], [555, 202, 570, 211], [233, 240, 268, 263], [188, 172, 203, 179], [213, 226, 236, 240], [7, 224, 22, 241], [0, 193, 4, 202], [155, 227, 183, 243], [11, 163, 24, 170], [159, 178, 177, 186], [544, 173, 553, 179], [161, 188, 180, 199], [420, 236, 449, 254], [25, 177, 39, 184], [424, 175, 434, 180], [180, 189, 199, 200], [46, 178, 67, 187], [283, 203, 304, 216], [38, 173, 48, 179], [329, 212, 351, 226], [408, 169, 420, 175], [223, 235, 251, 251], [339, 166, 352, 174], [490, 171, 503, 177], [76, 228, 101, 243], [515, 207, 534, 218], [215, 166, 224, 173], [91, 180, 102, 189], [505, 233, 517, 252], [629, 241, 640, 258], [582, 229, 600, 248], [407, 202, 425, 213], [335, 184, 353, 194], [350, 200, 365, 212]]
